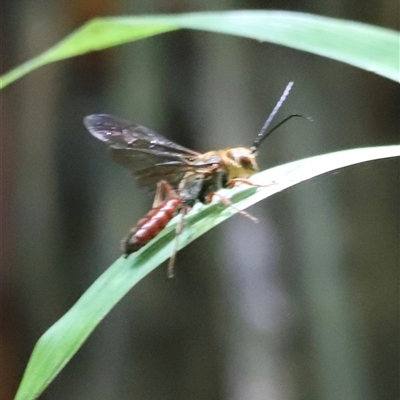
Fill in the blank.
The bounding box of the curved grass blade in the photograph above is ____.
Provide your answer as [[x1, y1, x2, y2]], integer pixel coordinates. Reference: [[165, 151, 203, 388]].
[[2, 11, 399, 89], [15, 145, 400, 400]]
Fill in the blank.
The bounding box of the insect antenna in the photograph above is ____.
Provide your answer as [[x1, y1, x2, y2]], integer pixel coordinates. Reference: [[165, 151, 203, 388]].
[[250, 82, 309, 153]]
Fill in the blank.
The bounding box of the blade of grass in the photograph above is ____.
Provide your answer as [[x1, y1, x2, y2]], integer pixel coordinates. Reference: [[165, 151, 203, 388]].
[[1, 11, 399, 89], [15, 145, 400, 400]]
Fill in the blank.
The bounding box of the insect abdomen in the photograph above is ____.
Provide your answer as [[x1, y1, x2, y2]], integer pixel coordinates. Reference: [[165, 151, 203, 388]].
[[123, 198, 182, 255]]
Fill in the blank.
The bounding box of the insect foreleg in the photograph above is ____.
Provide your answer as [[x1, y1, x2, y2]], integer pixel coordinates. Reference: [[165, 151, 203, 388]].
[[226, 178, 271, 188]]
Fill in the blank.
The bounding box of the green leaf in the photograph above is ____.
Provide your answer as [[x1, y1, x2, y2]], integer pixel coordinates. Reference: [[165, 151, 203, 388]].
[[15, 145, 400, 400], [2, 11, 399, 89]]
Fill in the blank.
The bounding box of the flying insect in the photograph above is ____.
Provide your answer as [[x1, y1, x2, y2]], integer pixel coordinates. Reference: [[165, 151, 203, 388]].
[[84, 81, 301, 277]]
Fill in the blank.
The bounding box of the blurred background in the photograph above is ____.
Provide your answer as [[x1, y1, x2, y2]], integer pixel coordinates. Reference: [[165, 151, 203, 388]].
[[1, 1, 399, 400]]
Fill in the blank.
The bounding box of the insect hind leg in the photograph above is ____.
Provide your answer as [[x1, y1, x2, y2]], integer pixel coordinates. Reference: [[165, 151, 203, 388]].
[[167, 205, 189, 278], [153, 180, 179, 208]]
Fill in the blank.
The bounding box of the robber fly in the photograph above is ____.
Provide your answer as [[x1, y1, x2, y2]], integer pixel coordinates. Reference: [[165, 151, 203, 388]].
[[84, 81, 301, 277]]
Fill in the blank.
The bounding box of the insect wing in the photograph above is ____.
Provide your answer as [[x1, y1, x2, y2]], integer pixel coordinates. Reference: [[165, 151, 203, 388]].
[[84, 114, 202, 190], [84, 114, 199, 156]]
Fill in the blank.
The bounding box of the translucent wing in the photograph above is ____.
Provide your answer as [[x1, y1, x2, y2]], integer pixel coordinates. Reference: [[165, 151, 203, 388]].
[[84, 114, 202, 190]]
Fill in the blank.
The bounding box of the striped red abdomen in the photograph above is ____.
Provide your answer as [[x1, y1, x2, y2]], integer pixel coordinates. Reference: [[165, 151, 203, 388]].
[[123, 198, 182, 255]]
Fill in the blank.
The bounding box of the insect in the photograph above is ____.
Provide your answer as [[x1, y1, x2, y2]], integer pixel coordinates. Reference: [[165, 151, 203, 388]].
[[84, 81, 301, 277]]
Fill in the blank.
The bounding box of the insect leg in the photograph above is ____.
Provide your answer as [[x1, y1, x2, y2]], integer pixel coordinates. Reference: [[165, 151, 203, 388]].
[[167, 205, 189, 278], [207, 192, 258, 223], [153, 180, 179, 207], [226, 178, 274, 188]]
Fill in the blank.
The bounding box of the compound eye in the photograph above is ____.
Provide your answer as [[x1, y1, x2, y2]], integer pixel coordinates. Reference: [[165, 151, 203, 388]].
[[228, 148, 256, 170], [239, 155, 253, 168]]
